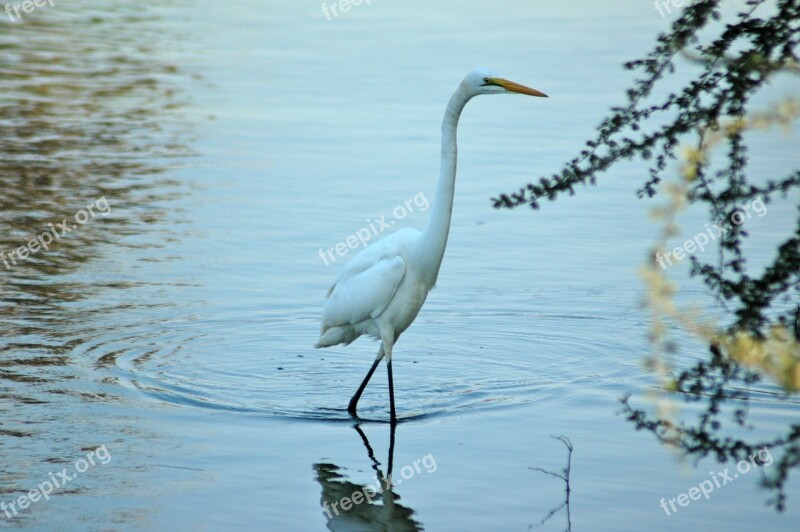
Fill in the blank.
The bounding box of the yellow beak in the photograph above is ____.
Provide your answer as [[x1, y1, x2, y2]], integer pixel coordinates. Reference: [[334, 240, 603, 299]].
[[488, 77, 548, 97]]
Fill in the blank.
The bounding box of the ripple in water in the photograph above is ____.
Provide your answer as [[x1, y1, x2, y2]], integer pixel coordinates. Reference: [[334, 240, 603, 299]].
[[0, 1, 198, 526], [92, 301, 648, 423]]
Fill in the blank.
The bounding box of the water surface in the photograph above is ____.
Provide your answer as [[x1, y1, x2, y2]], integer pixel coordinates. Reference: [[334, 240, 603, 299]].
[[1, 1, 798, 530]]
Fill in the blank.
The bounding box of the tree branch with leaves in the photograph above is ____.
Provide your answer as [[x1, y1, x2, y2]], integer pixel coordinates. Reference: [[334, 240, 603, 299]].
[[495, 0, 800, 510]]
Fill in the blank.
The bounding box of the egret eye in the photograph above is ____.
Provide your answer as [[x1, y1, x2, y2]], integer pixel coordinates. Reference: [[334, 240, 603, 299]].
[[483, 77, 490, 84]]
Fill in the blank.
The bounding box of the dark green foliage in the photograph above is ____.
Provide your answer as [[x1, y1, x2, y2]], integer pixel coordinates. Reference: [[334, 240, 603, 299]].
[[495, 0, 800, 510]]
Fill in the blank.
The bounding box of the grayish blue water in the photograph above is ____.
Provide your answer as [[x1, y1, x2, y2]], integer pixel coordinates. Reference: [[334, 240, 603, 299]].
[[1, 0, 797, 530]]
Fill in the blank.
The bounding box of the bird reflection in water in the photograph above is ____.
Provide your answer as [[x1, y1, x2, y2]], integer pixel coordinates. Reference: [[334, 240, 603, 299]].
[[314, 423, 423, 531]]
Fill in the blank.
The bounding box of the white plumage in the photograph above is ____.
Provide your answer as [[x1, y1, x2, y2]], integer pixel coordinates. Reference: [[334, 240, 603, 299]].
[[315, 68, 547, 421], [316, 235, 410, 348]]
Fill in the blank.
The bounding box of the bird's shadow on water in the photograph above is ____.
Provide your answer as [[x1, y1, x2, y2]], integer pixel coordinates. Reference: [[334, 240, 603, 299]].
[[313, 422, 424, 531]]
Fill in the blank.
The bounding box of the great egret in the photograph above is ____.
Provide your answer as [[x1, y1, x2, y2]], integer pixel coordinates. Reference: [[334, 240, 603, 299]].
[[315, 67, 547, 421]]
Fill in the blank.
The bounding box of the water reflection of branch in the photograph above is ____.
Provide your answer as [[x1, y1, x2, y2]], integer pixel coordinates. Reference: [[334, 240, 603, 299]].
[[529, 435, 572, 531]]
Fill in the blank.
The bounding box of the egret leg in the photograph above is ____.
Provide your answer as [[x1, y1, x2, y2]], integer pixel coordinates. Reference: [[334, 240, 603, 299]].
[[348, 345, 385, 417], [387, 359, 397, 423]]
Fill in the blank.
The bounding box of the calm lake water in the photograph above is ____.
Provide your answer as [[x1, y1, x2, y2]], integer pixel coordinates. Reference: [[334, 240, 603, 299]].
[[1, 0, 798, 530]]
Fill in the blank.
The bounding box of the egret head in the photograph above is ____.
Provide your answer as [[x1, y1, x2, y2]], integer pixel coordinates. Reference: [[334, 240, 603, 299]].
[[462, 67, 548, 98]]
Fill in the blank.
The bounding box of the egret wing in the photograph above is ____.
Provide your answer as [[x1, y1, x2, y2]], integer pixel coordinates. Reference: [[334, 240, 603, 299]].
[[321, 255, 406, 331]]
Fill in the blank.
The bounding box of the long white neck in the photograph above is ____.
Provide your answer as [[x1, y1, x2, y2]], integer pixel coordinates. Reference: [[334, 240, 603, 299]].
[[419, 85, 472, 283]]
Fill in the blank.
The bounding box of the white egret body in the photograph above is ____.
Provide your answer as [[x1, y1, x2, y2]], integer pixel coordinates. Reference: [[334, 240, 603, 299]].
[[315, 68, 547, 421]]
